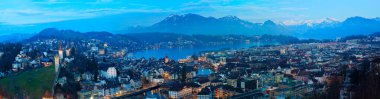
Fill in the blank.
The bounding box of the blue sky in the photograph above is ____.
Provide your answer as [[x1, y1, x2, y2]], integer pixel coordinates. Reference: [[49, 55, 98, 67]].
[[1, 0, 379, 25]]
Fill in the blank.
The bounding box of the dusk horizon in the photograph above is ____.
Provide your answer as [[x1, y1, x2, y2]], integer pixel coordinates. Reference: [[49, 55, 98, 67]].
[[1, 0, 380, 99]]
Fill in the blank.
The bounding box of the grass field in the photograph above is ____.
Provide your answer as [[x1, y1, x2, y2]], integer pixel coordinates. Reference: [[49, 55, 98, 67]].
[[0, 66, 55, 98]]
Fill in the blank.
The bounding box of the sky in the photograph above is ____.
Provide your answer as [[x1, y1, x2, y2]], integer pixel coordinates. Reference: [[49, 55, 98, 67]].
[[0, 0, 379, 25]]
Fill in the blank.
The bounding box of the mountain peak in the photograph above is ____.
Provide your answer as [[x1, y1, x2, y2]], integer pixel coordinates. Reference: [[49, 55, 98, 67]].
[[345, 16, 368, 22], [373, 17, 380, 21], [318, 18, 339, 25], [343, 16, 375, 24], [183, 13, 201, 17], [161, 13, 206, 21], [323, 18, 338, 22], [167, 14, 181, 18], [219, 15, 240, 21], [154, 13, 214, 27], [167, 13, 204, 18], [263, 20, 276, 26], [40, 28, 59, 33]]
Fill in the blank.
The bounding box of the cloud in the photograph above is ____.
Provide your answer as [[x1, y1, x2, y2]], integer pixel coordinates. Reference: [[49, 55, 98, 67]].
[[179, 1, 281, 22], [281, 18, 339, 25], [48, 0, 57, 2], [279, 7, 309, 11], [183, 0, 231, 6], [179, 0, 314, 23], [97, 0, 113, 2], [1, 9, 44, 16], [1, 0, 373, 26], [87, 0, 113, 4], [0, 7, 172, 25], [32, 0, 71, 4]]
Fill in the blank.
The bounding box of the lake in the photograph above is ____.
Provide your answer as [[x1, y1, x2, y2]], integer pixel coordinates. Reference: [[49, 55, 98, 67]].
[[130, 42, 278, 60]]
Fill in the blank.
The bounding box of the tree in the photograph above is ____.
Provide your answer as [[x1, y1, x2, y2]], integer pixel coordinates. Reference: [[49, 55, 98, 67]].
[[70, 47, 76, 57], [89, 57, 98, 81], [0, 43, 22, 72]]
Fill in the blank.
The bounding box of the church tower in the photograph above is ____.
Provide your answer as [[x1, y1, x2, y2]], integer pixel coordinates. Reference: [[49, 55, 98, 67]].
[[65, 47, 71, 57], [58, 42, 63, 59], [54, 54, 60, 73], [104, 43, 108, 48], [164, 55, 169, 63]]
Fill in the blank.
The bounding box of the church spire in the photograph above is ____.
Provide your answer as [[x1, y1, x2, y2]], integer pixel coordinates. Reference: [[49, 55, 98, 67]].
[[58, 41, 62, 51], [58, 41, 63, 59]]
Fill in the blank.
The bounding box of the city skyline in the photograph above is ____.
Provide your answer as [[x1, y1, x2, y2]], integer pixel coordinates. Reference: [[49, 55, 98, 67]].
[[1, 1, 380, 98]]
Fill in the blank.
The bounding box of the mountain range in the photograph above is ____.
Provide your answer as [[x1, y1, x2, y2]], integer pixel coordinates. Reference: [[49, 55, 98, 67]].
[[128, 13, 288, 36], [1, 13, 380, 40], [128, 14, 380, 39]]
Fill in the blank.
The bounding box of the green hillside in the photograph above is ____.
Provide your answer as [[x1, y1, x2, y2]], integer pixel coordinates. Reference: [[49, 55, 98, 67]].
[[0, 66, 55, 98]]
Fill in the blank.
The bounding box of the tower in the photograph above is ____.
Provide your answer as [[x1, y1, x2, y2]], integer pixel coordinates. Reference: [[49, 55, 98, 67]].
[[103, 43, 108, 55], [54, 54, 60, 73], [65, 47, 71, 57], [104, 43, 108, 48], [220, 57, 226, 64], [164, 55, 169, 63], [58, 42, 63, 59]]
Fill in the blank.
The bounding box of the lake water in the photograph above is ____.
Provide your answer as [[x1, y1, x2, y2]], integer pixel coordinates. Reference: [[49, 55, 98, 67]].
[[131, 42, 277, 60]]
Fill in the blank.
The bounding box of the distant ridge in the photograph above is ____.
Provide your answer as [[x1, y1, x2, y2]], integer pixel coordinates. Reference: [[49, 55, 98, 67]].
[[28, 28, 113, 41], [1, 13, 380, 40], [128, 14, 380, 39], [127, 13, 287, 35]]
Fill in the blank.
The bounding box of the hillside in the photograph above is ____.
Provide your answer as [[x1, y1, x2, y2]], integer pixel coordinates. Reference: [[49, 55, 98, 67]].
[[0, 66, 55, 98]]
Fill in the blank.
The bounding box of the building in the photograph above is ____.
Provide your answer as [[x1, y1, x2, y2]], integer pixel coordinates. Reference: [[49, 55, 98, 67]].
[[99, 49, 105, 55], [280, 49, 287, 54], [220, 57, 227, 65], [42, 90, 53, 99], [197, 69, 213, 77], [40, 58, 52, 67], [168, 83, 192, 99], [165, 55, 169, 63], [65, 48, 71, 57], [58, 42, 63, 59], [107, 67, 117, 79], [54, 54, 60, 73], [104, 43, 108, 48], [145, 91, 164, 99], [197, 88, 212, 99], [169, 86, 182, 99], [77, 90, 92, 99]]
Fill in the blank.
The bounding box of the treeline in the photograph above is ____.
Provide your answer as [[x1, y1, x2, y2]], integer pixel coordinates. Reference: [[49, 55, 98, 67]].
[[125, 32, 323, 45], [0, 43, 22, 72], [28, 28, 326, 46], [55, 54, 98, 98], [339, 32, 380, 42], [349, 59, 380, 99]]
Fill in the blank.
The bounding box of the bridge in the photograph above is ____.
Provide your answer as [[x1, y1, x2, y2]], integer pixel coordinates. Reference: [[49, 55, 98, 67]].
[[228, 90, 263, 99], [229, 84, 307, 99], [112, 85, 161, 99]]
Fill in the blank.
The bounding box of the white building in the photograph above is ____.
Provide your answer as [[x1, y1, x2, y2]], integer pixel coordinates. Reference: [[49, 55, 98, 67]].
[[106, 67, 117, 79], [58, 46, 63, 59], [169, 86, 192, 99], [12, 62, 21, 72], [65, 48, 71, 57]]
